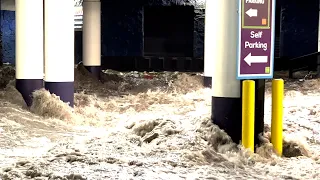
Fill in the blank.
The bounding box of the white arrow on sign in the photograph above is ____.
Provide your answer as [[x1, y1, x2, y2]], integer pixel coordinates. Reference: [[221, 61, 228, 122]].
[[244, 53, 268, 66], [246, 8, 258, 17]]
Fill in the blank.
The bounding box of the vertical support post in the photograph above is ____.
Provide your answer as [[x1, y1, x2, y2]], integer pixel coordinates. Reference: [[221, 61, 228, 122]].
[[203, 0, 213, 88], [15, 0, 44, 106], [254, 79, 265, 146], [271, 78, 284, 156], [83, 0, 101, 79], [211, 0, 242, 143], [240, 79, 265, 148], [44, 0, 74, 107], [242, 80, 255, 152]]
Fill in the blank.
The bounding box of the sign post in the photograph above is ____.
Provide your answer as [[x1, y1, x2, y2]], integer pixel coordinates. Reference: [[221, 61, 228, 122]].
[[237, 0, 276, 79]]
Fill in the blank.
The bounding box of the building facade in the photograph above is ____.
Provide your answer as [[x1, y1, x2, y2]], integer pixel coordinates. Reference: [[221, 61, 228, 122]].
[[0, 0, 319, 71]]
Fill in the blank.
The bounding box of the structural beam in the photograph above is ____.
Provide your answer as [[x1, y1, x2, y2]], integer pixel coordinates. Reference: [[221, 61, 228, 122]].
[[44, 0, 74, 107], [83, 0, 101, 79], [211, 0, 242, 143], [15, 0, 44, 106]]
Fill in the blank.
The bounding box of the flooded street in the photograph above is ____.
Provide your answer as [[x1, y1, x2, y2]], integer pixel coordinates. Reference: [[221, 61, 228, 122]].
[[0, 65, 320, 179]]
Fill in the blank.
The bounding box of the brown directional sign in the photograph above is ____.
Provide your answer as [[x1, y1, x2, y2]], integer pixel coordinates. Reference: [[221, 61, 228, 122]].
[[237, 0, 275, 79], [242, 0, 271, 29]]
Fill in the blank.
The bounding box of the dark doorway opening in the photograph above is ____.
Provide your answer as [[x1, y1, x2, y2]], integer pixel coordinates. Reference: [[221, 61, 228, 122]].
[[143, 5, 194, 57]]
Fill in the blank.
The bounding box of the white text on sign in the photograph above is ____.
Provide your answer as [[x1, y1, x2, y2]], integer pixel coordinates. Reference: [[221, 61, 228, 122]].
[[246, 0, 264, 4], [244, 42, 267, 51], [250, 31, 263, 38], [244, 30, 267, 51]]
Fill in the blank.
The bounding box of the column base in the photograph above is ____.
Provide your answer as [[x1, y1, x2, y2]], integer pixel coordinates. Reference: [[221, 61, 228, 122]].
[[203, 76, 212, 88], [84, 66, 101, 80], [44, 81, 74, 107], [16, 79, 43, 106], [211, 96, 242, 144]]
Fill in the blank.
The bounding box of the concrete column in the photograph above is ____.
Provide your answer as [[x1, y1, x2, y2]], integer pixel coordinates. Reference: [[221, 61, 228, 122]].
[[15, 0, 44, 106], [203, 0, 214, 87], [211, 0, 241, 143], [82, 0, 101, 79], [44, 0, 74, 107]]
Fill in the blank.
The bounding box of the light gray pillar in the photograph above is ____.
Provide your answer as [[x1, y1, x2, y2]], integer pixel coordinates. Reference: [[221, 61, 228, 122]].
[[83, 0, 101, 79], [211, 0, 241, 143], [44, 0, 75, 107], [15, 0, 44, 106]]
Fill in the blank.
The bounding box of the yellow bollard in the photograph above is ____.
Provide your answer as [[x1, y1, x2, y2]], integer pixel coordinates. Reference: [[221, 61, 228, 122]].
[[271, 79, 284, 156], [242, 80, 255, 152]]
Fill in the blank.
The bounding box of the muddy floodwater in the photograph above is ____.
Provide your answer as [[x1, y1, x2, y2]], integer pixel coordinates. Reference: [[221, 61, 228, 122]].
[[0, 64, 320, 180]]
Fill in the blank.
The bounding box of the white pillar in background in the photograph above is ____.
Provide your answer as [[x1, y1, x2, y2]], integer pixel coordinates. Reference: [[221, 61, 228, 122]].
[[44, 0, 75, 106], [210, 0, 242, 143], [203, 0, 214, 87], [15, 0, 44, 106], [82, 0, 101, 79]]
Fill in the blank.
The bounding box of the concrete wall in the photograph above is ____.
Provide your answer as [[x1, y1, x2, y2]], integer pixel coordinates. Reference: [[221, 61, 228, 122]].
[[1, 0, 319, 67], [0, 10, 15, 64], [99, 0, 204, 58], [75, 0, 205, 64], [0, 0, 15, 63], [1, 0, 204, 65], [280, 0, 319, 58], [1, 0, 15, 11], [101, 2, 144, 57]]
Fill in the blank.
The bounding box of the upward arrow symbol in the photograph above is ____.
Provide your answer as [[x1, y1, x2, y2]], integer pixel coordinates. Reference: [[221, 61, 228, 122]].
[[246, 8, 258, 17]]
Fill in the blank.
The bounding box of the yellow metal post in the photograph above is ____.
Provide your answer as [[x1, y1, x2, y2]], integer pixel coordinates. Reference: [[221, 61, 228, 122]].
[[242, 80, 255, 152], [271, 79, 284, 156]]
